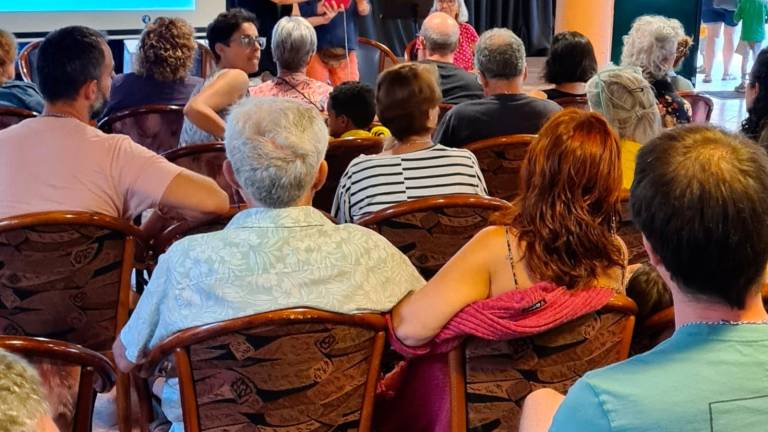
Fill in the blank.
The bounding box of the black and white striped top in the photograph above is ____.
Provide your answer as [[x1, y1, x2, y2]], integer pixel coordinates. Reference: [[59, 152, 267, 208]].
[[332, 144, 488, 223]]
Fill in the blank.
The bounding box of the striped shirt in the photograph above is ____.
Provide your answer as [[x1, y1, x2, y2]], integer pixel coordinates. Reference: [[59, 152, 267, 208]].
[[332, 144, 488, 223]]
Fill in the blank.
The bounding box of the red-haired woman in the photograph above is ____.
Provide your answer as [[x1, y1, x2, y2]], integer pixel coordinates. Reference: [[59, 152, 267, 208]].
[[392, 109, 628, 346]]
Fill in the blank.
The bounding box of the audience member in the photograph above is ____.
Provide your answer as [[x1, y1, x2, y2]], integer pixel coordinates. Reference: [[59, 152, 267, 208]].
[[0, 26, 228, 221], [419, 12, 483, 104], [522, 125, 768, 432], [625, 264, 673, 323], [701, 0, 737, 83], [327, 81, 386, 138], [394, 110, 627, 346], [425, 0, 478, 71], [0, 29, 44, 112], [542, 31, 597, 100], [742, 48, 768, 144], [733, 0, 768, 92], [250, 17, 332, 113], [180, 9, 262, 145], [435, 28, 561, 148], [670, 35, 695, 91], [102, 17, 202, 119], [299, 0, 370, 85], [332, 63, 487, 223], [621, 15, 692, 127], [114, 97, 425, 431], [0, 349, 59, 432], [587, 66, 662, 189]]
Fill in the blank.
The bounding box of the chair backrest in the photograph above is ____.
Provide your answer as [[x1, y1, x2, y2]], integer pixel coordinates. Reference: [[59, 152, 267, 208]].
[[143, 308, 387, 432], [161, 142, 242, 205], [404, 38, 419, 62], [97, 104, 186, 153], [464, 134, 536, 202], [438, 103, 455, 123], [617, 191, 648, 265], [313, 136, 385, 213], [552, 96, 590, 110], [191, 42, 216, 80], [449, 295, 638, 432], [0, 211, 146, 352], [357, 37, 399, 88], [357, 195, 512, 279], [0, 336, 116, 432], [155, 205, 244, 254], [18, 40, 42, 84], [678, 91, 714, 123], [0, 107, 37, 130]]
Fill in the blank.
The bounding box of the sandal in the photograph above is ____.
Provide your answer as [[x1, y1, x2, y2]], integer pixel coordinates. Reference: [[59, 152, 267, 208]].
[[722, 73, 737, 81], [702, 75, 713, 83]]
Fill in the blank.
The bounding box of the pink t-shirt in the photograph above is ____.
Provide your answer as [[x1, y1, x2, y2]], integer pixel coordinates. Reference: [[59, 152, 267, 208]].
[[0, 117, 184, 220], [249, 74, 332, 113]]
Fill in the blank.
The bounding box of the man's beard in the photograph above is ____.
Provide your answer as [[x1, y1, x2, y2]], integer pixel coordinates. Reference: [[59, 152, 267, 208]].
[[89, 88, 108, 120]]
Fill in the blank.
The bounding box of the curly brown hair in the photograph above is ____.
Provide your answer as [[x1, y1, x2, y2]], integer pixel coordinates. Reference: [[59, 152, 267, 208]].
[[491, 109, 625, 288], [0, 29, 17, 82], [136, 17, 196, 81]]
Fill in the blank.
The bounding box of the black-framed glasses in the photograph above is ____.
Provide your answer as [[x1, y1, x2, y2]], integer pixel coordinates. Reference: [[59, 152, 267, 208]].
[[231, 35, 267, 49]]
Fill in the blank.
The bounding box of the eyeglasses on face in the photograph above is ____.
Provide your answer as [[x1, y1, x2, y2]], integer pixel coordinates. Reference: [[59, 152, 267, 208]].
[[231, 35, 267, 49]]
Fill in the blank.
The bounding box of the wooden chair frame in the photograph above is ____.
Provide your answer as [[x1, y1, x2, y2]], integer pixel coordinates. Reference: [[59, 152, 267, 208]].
[[356, 194, 512, 227], [358, 37, 399, 73], [141, 308, 388, 432], [446, 294, 638, 432], [314, 136, 384, 213], [154, 205, 245, 255], [464, 134, 537, 152], [160, 141, 244, 205], [404, 37, 420, 62], [18, 40, 41, 83], [551, 96, 590, 110], [195, 42, 216, 80], [0, 211, 148, 432], [678, 91, 715, 123], [0, 335, 117, 432], [0, 106, 38, 130], [97, 104, 185, 133]]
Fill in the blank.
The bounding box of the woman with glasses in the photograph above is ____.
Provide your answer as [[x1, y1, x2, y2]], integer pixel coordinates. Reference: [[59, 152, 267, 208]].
[[414, 0, 478, 72], [102, 17, 202, 120], [180, 8, 264, 145], [249, 16, 333, 113]]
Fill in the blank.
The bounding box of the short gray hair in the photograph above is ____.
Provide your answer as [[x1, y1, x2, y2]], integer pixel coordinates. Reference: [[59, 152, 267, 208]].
[[475, 28, 526, 80], [620, 15, 685, 80], [225, 97, 328, 208], [271, 16, 317, 73], [0, 349, 50, 432], [430, 0, 469, 23], [587, 66, 662, 145], [420, 13, 459, 55]]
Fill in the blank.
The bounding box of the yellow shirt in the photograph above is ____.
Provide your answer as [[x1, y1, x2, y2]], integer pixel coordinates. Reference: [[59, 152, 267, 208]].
[[621, 139, 641, 190]]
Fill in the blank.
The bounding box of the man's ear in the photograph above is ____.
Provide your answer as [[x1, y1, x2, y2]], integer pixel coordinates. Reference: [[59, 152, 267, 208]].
[[311, 160, 328, 193], [523, 63, 529, 82], [82, 79, 99, 103], [642, 235, 663, 270]]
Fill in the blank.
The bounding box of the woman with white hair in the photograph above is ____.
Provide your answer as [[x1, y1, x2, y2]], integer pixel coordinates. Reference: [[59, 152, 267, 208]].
[[621, 15, 692, 127], [249, 16, 332, 113], [416, 0, 478, 71], [587, 66, 662, 190]]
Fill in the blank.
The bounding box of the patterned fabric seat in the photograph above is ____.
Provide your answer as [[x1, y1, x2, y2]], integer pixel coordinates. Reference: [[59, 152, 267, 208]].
[[141, 309, 387, 432], [464, 135, 536, 202], [162, 142, 243, 205], [98, 104, 186, 154], [357, 195, 512, 279]]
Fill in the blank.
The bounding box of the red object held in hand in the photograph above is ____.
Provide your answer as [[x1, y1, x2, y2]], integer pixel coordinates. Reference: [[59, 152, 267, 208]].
[[323, 0, 352, 9]]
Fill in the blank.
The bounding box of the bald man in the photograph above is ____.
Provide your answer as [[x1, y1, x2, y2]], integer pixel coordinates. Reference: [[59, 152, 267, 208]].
[[418, 11, 483, 104]]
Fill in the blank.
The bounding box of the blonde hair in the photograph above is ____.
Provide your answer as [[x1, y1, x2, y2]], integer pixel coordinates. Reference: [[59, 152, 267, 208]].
[[136, 17, 196, 81], [0, 29, 17, 84], [0, 349, 50, 432]]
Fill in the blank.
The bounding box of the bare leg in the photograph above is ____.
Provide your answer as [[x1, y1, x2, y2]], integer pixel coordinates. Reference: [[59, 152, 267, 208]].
[[723, 25, 736, 77], [704, 23, 723, 79], [519, 389, 566, 432]]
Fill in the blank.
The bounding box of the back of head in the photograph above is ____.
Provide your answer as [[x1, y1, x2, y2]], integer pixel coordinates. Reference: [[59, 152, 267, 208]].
[[0, 349, 50, 432], [137, 17, 196, 82], [376, 62, 442, 141], [206, 8, 258, 64], [475, 28, 526, 80], [503, 109, 624, 287], [328, 81, 376, 129], [742, 48, 768, 140], [631, 126, 768, 309], [420, 12, 460, 56], [272, 16, 317, 73], [0, 29, 16, 82], [544, 31, 598, 85], [225, 97, 328, 208], [587, 66, 662, 144], [620, 15, 684, 80], [37, 26, 105, 103]]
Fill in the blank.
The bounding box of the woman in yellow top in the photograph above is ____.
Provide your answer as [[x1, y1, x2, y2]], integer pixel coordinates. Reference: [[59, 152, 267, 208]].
[[586, 67, 662, 189]]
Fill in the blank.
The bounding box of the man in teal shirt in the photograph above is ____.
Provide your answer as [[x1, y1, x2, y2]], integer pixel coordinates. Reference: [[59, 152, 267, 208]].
[[521, 125, 768, 432]]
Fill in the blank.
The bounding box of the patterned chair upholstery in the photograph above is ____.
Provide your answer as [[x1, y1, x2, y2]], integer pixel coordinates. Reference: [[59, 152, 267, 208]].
[[552, 96, 590, 110], [98, 104, 186, 154], [162, 142, 242, 205], [314, 136, 384, 213], [617, 191, 647, 265], [357, 37, 399, 89], [449, 295, 638, 432], [0, 211, 147, 432], [464, 134, 536, 202], [141, 309, 387, 432], [0, 335, 117, 432], [678, 91, 714, 124], [357, 195, 512, 279], [154, 205, 244, 255], [18, 40, 42, 84], [0, 107, 37, 130]]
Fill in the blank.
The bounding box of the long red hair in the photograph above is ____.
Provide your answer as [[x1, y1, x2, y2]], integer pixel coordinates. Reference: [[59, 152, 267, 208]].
[[493, 109, 624, 288]]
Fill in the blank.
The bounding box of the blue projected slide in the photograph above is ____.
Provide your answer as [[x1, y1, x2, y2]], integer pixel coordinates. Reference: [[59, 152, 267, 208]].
[[0, 0, 195, 12]]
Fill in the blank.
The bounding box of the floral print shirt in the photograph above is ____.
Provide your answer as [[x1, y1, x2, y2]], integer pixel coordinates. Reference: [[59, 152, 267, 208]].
[[652, 77, 692, 128]]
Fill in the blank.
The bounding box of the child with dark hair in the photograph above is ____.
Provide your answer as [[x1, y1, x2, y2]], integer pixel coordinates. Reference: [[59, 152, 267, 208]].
[[327, 81, 389, 138], [626, 264, 673, 322]]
